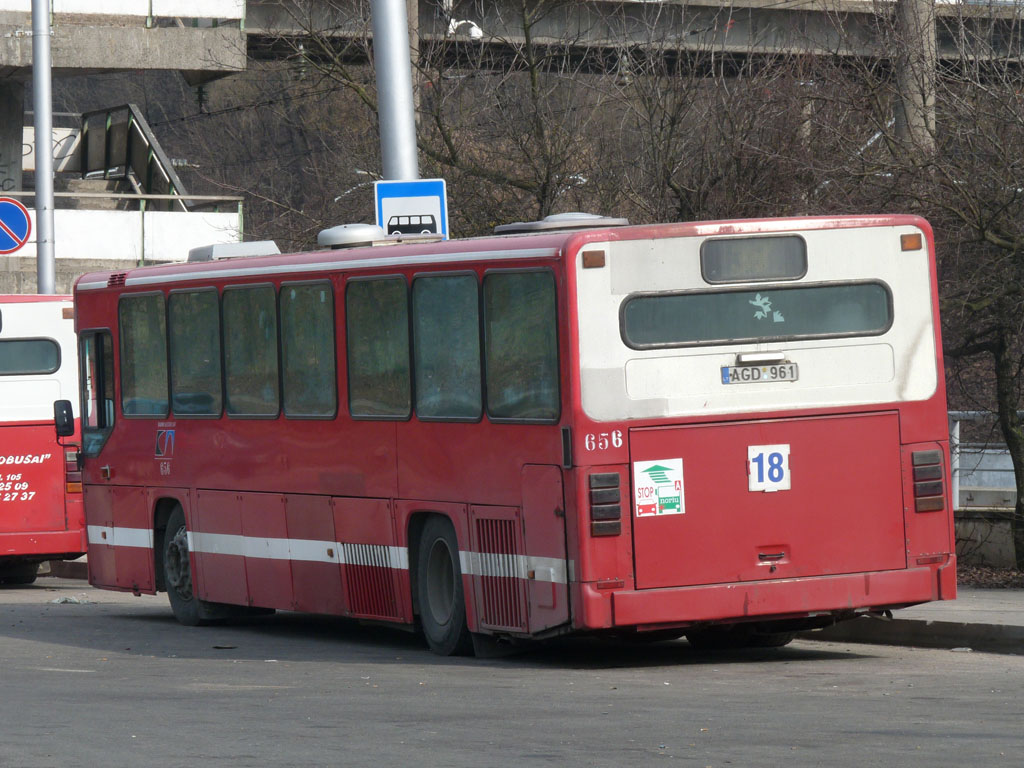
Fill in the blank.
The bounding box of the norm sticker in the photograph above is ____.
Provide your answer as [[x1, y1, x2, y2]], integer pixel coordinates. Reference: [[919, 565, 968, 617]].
[[633, 458, 684, 517]]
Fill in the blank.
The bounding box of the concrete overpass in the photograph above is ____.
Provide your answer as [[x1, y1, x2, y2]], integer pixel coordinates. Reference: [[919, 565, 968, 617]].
[[243, 0, 1024, 70]]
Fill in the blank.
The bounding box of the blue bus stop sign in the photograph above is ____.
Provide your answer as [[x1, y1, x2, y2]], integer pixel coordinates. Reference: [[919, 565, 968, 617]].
[[0, 197, 32, 254], [375, 179, 449, 240]]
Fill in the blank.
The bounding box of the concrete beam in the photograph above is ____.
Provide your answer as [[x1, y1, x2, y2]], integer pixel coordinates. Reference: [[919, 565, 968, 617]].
[[245, 0, 1024, 66], [0, 12, 246, 78]]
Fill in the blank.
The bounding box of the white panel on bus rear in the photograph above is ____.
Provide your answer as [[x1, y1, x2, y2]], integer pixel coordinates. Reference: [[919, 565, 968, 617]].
[[0, 299, 78, 421], [576, 224, 937, 422]]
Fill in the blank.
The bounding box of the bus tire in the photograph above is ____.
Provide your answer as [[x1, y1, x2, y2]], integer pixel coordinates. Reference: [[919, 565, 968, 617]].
[[686, 625, 795, 650], [685, 625, 752, 650], [163, 506, 207, 626], [0, 562, 38, 585], [747, 631, 795, 648], [416, 516, 472, 656]]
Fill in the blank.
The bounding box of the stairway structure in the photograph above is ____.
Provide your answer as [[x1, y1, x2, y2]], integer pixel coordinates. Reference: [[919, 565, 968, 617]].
[[0, 2, 247, 291]]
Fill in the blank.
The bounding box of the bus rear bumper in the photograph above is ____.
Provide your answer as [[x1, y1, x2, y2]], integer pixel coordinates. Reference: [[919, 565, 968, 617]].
[[602, 563, 954, 630], [0, 530, 87, 561]]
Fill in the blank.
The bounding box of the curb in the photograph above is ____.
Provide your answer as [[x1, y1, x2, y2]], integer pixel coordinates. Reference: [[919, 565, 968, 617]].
[[42, 558, 88, 580], [801, 616, 1024, 656]]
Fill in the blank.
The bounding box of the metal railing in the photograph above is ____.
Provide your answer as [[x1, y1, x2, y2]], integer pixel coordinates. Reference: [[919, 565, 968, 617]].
[[80, 105, 193, 213], [949, 411, 1022, 511]]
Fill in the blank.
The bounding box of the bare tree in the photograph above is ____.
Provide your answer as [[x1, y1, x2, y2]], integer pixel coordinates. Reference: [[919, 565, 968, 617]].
[[801, 3, 1024, 566]]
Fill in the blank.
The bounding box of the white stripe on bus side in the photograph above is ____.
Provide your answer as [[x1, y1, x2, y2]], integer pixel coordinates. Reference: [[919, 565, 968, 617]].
[[90, 527, 566, 584], [87, 525, 154, 549]]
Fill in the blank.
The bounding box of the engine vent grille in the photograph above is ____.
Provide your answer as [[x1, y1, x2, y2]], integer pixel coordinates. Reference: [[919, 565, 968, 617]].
[[475, 517, 527, 631], [342, 543, 399, 619]]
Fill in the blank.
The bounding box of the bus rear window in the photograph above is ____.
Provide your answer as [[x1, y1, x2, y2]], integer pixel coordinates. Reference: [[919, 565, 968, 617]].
[[0, 339, 59, 375], [622, 282, 892, 348], [701, 235, 806, 283]]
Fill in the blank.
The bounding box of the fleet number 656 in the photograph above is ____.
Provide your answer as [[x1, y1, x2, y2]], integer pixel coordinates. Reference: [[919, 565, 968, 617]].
[[584, 430, 623, 451]]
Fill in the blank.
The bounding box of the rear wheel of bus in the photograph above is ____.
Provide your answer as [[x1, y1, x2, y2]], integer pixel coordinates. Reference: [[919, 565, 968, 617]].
[[416, 516, 472, 656]]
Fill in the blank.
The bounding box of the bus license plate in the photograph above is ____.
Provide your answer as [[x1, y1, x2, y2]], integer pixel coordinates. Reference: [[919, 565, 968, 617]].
[[721, 363, 799, 384]]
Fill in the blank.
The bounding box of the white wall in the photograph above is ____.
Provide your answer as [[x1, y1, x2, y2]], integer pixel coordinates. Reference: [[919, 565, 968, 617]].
[[13, 209, 240, 263]]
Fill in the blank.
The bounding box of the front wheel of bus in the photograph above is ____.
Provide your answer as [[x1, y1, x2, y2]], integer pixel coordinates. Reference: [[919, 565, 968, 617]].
[[163, 507, 205, 626], [416, 517, 472, 656]]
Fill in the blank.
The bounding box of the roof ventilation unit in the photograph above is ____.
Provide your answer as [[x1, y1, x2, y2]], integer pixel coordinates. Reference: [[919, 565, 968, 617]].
[[187, 241, 281, 262], [493, 212, 629, 235]]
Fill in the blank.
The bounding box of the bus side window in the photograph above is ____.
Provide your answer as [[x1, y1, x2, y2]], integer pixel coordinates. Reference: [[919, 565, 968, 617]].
[[412, 273, 481, 420], [483, 270, 560, 422], [119, 293, 169, 417], [346, 277, 411, 419], [224, 285, 280, 417], [280, 281, 337, 418], [81, 330, 114, 457], [169, 289, 223, 417]]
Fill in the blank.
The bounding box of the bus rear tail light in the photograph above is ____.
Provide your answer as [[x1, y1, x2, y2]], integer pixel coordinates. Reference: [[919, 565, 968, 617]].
[[911, 449, 945, 512], [589, 472, 621, 536], [65, 450, 83, 494]]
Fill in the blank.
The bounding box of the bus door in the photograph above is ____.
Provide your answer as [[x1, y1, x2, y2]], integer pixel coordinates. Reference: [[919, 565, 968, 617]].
[[629, 412, 907, 590]]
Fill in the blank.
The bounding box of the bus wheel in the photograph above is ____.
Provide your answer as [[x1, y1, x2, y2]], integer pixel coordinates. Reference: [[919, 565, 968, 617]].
[[685, 625, 753, 650], [686, 626, 795, 650], [747, 631, 795, 648], [0, 563, 38, 585], [416, 517, 472, 656], [163, 507, 206, 626]]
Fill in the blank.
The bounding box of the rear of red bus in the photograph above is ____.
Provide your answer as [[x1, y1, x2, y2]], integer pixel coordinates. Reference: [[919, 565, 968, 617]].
[[0, 296, 86, 583], [564, 217, 954, 642]]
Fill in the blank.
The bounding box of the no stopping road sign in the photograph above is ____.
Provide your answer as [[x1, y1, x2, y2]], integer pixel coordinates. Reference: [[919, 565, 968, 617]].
[[0, 197, 31, 254]]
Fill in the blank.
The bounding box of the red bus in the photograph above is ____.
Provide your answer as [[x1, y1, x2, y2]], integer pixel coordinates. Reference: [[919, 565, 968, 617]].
[[0, 295, 86, 584], [62, 215, 955, 653]]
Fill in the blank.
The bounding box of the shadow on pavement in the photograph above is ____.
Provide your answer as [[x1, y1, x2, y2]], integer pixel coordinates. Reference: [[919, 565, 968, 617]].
[[0, 582, 874, 669]]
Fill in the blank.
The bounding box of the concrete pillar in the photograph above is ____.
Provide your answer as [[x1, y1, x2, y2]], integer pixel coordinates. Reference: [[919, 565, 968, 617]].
[[0, 81, 25, 193], [894, 0, 936, 154]]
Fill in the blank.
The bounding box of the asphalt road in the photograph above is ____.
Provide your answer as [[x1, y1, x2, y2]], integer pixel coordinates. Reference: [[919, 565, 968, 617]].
[[1, 579, 1021, 768]]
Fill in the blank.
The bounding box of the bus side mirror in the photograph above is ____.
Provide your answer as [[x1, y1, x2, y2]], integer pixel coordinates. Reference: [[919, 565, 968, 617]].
[[54, 400, 75, 438]]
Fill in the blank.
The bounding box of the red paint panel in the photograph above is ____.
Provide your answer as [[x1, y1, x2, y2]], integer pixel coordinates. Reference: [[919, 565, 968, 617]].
[[193, 490, 248, 606], [241, 492, 294, 611], [286, 494, 344, 615], [109, 485, 153, 592], [84, 484, 116, 588], [630, 412, 906, 589], [0, 425, 65, 533], [520, 465, 569, 633]]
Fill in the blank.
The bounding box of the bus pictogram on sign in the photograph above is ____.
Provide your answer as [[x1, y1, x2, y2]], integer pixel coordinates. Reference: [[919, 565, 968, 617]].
[[0, 197, 32, 254]]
